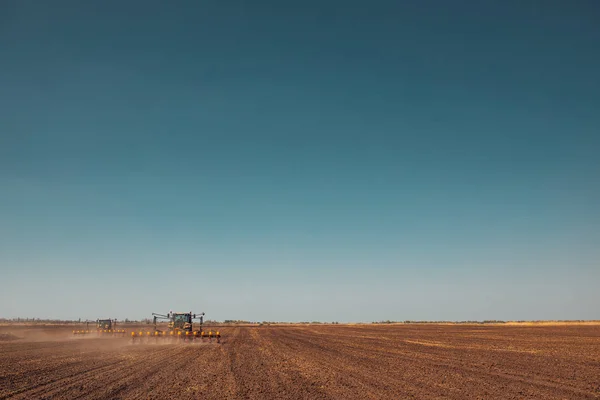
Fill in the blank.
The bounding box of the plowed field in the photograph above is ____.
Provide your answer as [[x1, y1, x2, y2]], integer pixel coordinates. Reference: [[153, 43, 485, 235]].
[[1, 324, 599, 399]]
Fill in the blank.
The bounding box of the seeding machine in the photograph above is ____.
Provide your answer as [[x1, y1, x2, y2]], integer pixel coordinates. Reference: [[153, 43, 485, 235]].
[[131, 311, 220, 343], [73, 319, 126, 336]]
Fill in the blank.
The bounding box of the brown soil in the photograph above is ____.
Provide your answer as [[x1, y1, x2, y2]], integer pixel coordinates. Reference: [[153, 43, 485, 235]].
[[0, 324, 599, 399], [0, 334, 20, 342]]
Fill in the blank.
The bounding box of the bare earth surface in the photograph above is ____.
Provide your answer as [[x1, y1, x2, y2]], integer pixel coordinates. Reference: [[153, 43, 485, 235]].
[[1, 324, 599, 399]]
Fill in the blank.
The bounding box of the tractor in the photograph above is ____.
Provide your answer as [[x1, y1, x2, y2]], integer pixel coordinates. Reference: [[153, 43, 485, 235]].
[[73, 319, 125, 336], [96, 319, 126, 335], [97, 319, 113, 331], [131, 310, 220, 342]]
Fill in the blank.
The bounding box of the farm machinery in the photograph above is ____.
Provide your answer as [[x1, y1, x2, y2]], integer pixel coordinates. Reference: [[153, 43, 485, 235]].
[[131, 311, 220, 343], [73, 319, 126, 336], [96, 319, 126, 335]]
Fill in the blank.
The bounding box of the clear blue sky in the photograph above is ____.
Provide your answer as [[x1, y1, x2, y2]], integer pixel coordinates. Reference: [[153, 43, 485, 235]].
[[1, 1, 599, 322]]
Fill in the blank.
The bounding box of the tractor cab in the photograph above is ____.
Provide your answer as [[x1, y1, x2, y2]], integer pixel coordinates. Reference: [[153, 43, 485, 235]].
[[169, 313, 193, 332], [97, 319, 113, 330]]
